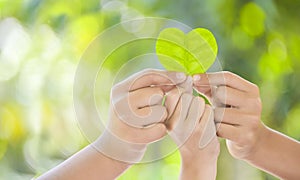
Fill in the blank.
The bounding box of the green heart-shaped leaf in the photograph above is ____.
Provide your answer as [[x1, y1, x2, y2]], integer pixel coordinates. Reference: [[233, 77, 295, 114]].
[[156, 28, 218, 75]]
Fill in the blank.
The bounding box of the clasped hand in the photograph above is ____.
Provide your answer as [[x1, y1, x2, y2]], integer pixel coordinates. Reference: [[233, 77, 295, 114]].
[[94, 69, 219, 165]]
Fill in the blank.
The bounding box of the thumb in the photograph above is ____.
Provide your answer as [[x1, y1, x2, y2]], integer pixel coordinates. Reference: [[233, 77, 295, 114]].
[[115, 69, 187, 93]]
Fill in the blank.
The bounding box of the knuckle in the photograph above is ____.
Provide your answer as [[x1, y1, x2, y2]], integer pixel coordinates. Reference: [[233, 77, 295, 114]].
[[111, 86, 117, 94], [215, 86, 226, 102], [255, 98, 262, 112], [141, 68, 156, 74], [250, 98, 262, 113], [112, 82, 121, 91], [253, 83, 259, 91], [248, 117, 260, 131], [139, 69, 160, 79], [223, 71, 234, 80], [252, 84, 260, 95], [111, 85, 120, 96]]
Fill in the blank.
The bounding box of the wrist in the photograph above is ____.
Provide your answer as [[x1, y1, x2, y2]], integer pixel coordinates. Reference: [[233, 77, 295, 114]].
[[180, 157, 218, 180], [93, 130, 147, 164], [181, 154, 218, 168], [180, 143, 220, 165], [244, 123, 270, 162], [180, 151, 218, 178]]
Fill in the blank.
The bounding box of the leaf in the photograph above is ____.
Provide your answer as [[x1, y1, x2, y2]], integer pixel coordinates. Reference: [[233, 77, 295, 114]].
[[156, 28, 218, 75]]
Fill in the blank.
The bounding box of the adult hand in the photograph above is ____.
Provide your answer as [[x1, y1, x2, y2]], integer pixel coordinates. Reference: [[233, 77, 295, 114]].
[[193, 71, 265, 160]]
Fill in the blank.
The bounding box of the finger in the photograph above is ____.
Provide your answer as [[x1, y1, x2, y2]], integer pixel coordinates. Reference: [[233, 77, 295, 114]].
[[193, 85, 213, 97], [128, 87, 164, 108], [183, 96, 205, 134], [113, 102, 167, 128], [156, 85, 176, 93], [163, 76, 194, 119], [193, 71, 258, 93], [115, 69, 187, 93], [163, 75, 193, 109], [122, 123, 167, 144], [214, 108, 243, 125], [216, 123, 240, 142], [198, 105, 217, 148], [137, 105, 168, 126], [178, 75, 193, 94], [169, 96, 205, 146], [213, 85, 248, 108], [157, 75, 193, 96], [164, 87, 182, 119], [166, 93, 193, 131], [186, 96, 205, 124]]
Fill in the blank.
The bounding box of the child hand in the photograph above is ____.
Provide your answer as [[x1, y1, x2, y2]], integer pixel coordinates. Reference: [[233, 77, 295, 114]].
[[193, 71, 265, 160], [167, 92, 219, 179]]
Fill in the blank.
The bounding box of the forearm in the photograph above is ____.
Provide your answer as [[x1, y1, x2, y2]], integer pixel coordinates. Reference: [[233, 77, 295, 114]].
[[246, 126, 300, 180], [37, 144, 131, 180], [180, 156, 218, 180]]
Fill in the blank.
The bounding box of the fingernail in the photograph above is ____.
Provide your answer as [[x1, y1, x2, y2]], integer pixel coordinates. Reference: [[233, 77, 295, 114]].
[[176, 72, 186, 80], [193, 75, 201, 82]]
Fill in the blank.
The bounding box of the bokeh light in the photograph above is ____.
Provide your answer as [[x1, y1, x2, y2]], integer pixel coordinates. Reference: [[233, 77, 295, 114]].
[[0, 0, 300, 179]]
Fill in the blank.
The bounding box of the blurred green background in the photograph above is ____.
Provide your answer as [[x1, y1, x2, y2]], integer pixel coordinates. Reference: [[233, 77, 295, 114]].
[[1, 0, 300, 179]]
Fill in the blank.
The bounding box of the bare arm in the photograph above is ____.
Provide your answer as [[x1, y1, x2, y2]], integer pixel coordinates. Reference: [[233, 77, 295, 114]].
[[165, 83, 219, 180], [193, 71, 300, 180], [37, 144, 131, 180], [179, 105, 219, 180], [247, 126, 300, 180], [37, 69, 188, 179]]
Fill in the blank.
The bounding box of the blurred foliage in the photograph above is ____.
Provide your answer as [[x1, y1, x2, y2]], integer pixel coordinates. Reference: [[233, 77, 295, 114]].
[[0, 0, 300, 179]]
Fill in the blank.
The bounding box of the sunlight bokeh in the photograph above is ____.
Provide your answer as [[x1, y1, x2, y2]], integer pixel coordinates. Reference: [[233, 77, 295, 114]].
[[0, 0, 300, 179]]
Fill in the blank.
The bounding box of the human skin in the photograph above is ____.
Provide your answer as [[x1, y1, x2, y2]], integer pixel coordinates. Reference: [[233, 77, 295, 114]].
[[175, 103, 220, 180], [164, 82, 220, 180], [193, 71, 300, 180], [37, 69, 222, 180], [37, 69, 188, 180]]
